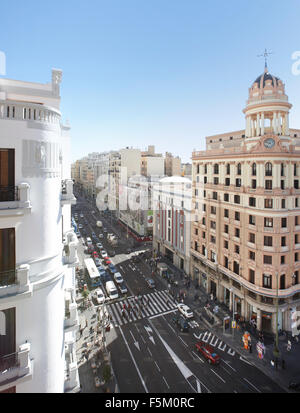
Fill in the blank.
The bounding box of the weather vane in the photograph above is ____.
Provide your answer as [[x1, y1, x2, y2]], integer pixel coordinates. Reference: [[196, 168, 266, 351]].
[[257, 48, 274, 69]]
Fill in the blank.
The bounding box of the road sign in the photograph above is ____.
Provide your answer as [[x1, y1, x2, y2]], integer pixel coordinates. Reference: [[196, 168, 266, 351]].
[[232, 321, 236, 329]]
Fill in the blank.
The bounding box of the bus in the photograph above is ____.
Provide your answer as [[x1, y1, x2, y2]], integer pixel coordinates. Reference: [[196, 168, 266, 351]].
[[84, 258, 102, 288]]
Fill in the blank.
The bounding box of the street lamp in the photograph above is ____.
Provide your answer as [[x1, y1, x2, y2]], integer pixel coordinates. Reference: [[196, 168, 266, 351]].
[[230, 287, 235, 338], [273, 271, 280, 360]]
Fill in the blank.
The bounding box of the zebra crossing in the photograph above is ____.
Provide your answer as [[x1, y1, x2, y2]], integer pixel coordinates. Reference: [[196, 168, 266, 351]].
[[106, 290, 178, 327], [193, 331, 236, 356]]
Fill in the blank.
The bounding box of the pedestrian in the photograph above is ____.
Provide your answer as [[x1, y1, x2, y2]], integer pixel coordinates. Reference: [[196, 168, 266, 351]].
[[249, 342, 252, 353], [210, 293, 214, 301], [270, 360, 275, 368], [287, 340, 292, 351]]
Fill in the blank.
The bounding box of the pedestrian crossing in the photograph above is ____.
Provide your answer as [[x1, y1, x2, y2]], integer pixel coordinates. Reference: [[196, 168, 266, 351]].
[[106, 290, 178, 327], [193, 331, 236, 356]]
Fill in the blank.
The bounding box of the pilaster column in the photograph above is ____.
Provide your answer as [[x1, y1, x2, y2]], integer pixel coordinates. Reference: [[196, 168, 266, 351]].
[[246, 116, 251, 137], [261, 112, 265, 135], [251, 118, 255, 137], [273, 113, 277, 134], [285, 112, 290, 136]]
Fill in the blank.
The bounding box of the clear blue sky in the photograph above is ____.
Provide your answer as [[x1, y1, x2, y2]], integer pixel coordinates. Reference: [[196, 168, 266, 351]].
[[1, 0, 300, 162]]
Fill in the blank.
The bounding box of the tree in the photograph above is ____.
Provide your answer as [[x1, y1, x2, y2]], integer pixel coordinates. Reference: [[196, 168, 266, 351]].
[[102, 364, 111, 384]]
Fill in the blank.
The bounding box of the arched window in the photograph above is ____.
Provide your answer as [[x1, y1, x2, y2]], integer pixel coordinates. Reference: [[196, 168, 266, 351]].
[[265, 162, 272, 176], [237, 163, 242, 175], [226, 164, 230, 175], [214, 164, 219, 174], [252, 163, 257, 176]]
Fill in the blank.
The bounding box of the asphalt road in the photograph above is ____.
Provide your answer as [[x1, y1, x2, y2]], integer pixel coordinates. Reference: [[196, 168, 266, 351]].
[[73, 193, 286, 393]]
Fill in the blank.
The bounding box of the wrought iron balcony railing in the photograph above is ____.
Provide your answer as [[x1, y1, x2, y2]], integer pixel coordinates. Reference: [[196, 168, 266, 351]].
[[0, 352, 19, 374], [0, 269, 17, 287], [0, 186, 19, 202]]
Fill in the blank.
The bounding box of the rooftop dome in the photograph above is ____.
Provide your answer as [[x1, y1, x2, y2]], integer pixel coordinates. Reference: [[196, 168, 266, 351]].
[[253, 71, 281, 89]]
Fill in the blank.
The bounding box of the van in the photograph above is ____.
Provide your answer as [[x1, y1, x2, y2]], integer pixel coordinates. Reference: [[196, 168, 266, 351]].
[[86, 237, 92, 246], [105, 281, 119, 300]]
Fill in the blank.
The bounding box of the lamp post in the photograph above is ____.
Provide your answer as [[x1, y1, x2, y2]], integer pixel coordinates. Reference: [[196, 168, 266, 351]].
[[230, 287, 235, 338], [273, 271, 280, 360]]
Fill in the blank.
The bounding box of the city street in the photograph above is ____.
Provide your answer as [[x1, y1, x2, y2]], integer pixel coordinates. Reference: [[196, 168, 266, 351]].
[[73, 191, 288, 393]]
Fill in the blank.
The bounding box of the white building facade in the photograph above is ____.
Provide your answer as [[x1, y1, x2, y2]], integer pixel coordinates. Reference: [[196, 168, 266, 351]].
[[0, 69, 80, 393]]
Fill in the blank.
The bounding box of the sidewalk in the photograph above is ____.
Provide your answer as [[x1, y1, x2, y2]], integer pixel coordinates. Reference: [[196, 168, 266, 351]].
[[150, 257, 300, 392]]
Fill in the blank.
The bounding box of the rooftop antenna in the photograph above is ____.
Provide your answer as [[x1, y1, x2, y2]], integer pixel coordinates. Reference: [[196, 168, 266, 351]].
[[257, 48, 274, 71]]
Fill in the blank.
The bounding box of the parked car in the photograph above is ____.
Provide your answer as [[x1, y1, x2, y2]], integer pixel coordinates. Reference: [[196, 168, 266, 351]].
[[92, 251, 99, 258], [94, 257, 102, 267], [101, 250, 108, 258], [146, 278, 155, 289], [177, 304, 194, 319], [114, 272, 124, 284], [108, 264, 117, 274], [99, 233, 104, 239], [78, 224, 83, 229], [95, 289, 105, 305], [103, 227, 108, 233], [172, 315, 189, 332], [195, 341, 220, 365], [96, 243, 103, 250], [104, 258, 112, 266], [118, 283, 128, 294]]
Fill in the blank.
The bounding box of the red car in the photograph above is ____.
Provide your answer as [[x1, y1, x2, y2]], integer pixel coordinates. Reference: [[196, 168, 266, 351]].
[[104, 258, 111, 265], [92, 251, 99, 258], [195, 341, 220, 365]]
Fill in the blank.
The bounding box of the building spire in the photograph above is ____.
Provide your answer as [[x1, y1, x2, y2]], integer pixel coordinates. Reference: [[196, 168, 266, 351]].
[[257, 48, 273, 72]]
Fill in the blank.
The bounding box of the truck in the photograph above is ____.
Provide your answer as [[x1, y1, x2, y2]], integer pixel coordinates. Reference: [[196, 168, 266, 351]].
[[97, 221, 103, 228], [105, 280, 119, 300]]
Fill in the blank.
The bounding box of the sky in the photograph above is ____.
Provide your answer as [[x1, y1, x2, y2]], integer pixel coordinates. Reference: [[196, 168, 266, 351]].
[[1, 0, 300, 163]]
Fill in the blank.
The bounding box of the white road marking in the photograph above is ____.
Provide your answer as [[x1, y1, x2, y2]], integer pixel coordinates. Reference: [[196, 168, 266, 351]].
[[209, 335, 219, 347], [163, 376, 170, 389], [218, 341, 227, 352], [223, 360, 237, 372], [119, 327, 148, 393], [240, 356, 253, 366], [154, 361, 161, 372], [179, 336, 188, 347], [147, 348, 153, 357], [210, 369, 226, 383], [243, 378, 261, 393], [129, 330, 140, 351], [227, 348, 236, 356], [191, 351, 204, 363]]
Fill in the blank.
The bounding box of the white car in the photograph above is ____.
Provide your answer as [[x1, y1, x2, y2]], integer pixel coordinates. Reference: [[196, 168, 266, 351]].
[[177, 304, 194, 319], [95, 289, 106, 305], [114, 272, 124, 284], [99, 233, 104, 239], [101, 250, 108, 258]]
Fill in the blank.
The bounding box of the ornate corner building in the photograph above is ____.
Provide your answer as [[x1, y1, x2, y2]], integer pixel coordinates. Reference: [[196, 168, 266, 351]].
[[191, 65, 300, 334], [0, 70, 80, 392]]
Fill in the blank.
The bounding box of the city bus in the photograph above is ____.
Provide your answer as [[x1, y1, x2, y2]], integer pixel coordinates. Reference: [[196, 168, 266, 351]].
[[84, 258, 102, 288]]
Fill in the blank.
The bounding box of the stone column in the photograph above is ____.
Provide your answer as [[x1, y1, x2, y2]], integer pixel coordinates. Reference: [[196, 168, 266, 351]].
[[261, 112, 265, 136], [285, 112, 290, 136], [250, 118, 254, 137], [256, 113, 260, 136], [273, 112, 277, 134], [246, 116, 251, 137]]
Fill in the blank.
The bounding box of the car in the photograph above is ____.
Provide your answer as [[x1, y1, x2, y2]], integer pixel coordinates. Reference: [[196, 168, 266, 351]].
[[95, 289, 106, 304], [94, 258, 102, 267], [114, 272, 124, 284], [103, 227, 108, 233], [96, 243, 103, 250], [172, 315, 189, 332], [108, 264, 117, 274], [118, 283, 128, 294], [78, 224, 83, 229], [92, 251, 99, 258], [108, 250, 116, 257], [104, 258, 112, 265], [177, 304, 194, 319], [80, 214, 84, 218], [195, 342, 220, 365], [126, 248, 131, 255], [146, 278, 155, 289], [99, 233, 104, 239], [100, 250, 108, 258]]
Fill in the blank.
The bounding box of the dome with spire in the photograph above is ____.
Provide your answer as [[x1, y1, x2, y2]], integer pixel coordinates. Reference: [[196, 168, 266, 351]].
[[248, 65, 286, 102]]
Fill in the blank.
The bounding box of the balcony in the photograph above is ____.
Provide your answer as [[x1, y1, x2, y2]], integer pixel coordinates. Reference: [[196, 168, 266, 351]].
[[64, 290, 79, 333], [63, 231, 79, 268], [64, 342, 80, 393], [0, 183, 32, 217], [0, 265, 32, 299], [0, 343, 32, 391], [61, 180, 76, 206]]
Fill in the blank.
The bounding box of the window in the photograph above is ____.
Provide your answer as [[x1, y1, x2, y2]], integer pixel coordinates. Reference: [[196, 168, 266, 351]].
[[252, 163, 257, 176], [293, 271, 299, 285], [263, 255, 272, 265], [280, 274, 285, 290], [224, 256, 229, 268], [264, 218, 273, 228], [194, 241, 198, 251], [211, 206, 216, 215], [224, 193, 229, 202], [296, 199, 299, 208], [204, 176, 207, 184], [214, 164, 219, 174], [212, 192, 218, 200], [281, 163, 285, 177], [281, 218, 287, 228], [294, 164, 298, 177], [249, 215, 256, 225], [296, 216, 300, 226], [249, 197, 256, 207], [281, 255, 285, 265], [235, 245, 240, 254], [197, 164, 200, 174], [264, 236, 273, 247], [202, 217, 206, 225], [226, 164, 230, 175], [249, 251, 255, 261], [265, 162, 272, 176], [294, 180, 299, 189], [295, 252, 299, 262], [235, 211, 240, 221], [203, 190, 206, 198], [224, 240, 229, 249], [225, 177, 230, 186], [204, 164, 207, 174], [202, 245, 206, 256], [249, 269, 255, 284], [263, 274, 272, 288], [295, 234, 299, 244], [211, 251, 216, 263], [235, 228, 240, 238], [234, 195, 240, 204], [210, 221, 216, 230], [252, 179, 257, 189], [224, 209, 229, 218], [281, 237, 286, 247], [211, 235, 216, 244], [237, 163, 242, 175], [203, 203, 206, 212], [236, 178, 242, 187], [281, 199, 286, 209], [264, 199, 273, 209], [233, 261, 239, 275], [265, 180, 272, 190], [224, 224, 229, 234], [249, 233, 255, 243], [214, 177, 219, 185]]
